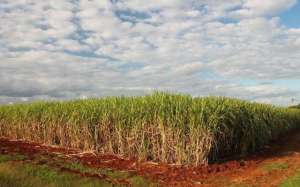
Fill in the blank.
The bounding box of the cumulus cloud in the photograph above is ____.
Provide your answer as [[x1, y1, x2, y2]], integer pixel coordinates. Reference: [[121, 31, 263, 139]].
[[0, 0, 299, 105], [230, 0, 297, 18]]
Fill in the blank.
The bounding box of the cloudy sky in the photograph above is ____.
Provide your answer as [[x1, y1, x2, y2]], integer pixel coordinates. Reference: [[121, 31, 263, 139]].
[[0, 0, 300, 105]]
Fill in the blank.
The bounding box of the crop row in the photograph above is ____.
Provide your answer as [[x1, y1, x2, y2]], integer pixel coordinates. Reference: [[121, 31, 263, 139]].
[[1, 92, 300, 165]]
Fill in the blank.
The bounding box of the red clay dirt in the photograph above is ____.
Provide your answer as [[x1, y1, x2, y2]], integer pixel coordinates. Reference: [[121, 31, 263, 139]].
[[2, 130, 300, 187]]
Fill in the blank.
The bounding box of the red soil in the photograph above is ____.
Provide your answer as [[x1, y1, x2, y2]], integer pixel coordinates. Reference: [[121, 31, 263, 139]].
[[2, 130, 300, 186]]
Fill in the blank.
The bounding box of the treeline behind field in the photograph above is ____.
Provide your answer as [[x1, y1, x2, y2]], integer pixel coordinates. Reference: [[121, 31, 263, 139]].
[[290, 104, 300, 109], [1, 93, 300, 166]]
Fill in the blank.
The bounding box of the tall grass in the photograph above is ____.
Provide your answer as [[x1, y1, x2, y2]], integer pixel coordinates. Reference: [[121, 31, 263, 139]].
[[0, 92, 300, 165]]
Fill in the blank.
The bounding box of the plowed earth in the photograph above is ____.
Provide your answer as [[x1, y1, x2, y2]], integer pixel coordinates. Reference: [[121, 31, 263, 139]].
[[2, 130, 300, 187]]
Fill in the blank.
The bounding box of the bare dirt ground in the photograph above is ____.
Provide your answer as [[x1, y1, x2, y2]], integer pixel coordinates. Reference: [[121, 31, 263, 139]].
[[1, 130, 300, 187]]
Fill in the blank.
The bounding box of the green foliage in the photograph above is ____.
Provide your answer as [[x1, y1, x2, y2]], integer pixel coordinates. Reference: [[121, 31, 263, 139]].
[[280, 170, 300, 187], [0, 152, 156, 187], [60, 162, 154, 186], [0, 162, 116, 187], [262, 162, 289, 172], [1, 92, 300, 165], [0, 155, 13, 163], [0, 154, 27, 163]]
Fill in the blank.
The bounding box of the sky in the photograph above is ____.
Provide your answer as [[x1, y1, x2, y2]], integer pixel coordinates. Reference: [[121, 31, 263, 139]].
[[0, 0, 300, 106]]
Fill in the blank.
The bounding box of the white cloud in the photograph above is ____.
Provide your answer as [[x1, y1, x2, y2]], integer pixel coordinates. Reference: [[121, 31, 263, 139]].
[[0, 0, 299, 105], [230, 0, 297, 18]]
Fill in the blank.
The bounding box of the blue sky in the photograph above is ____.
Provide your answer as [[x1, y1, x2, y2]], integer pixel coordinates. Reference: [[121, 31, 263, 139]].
[[280, 1, 300, 28], [0, 0, 300, 105]]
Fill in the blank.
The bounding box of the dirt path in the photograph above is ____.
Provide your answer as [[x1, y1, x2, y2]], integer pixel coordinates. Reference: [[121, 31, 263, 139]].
[[2, 130, 300, 186]]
